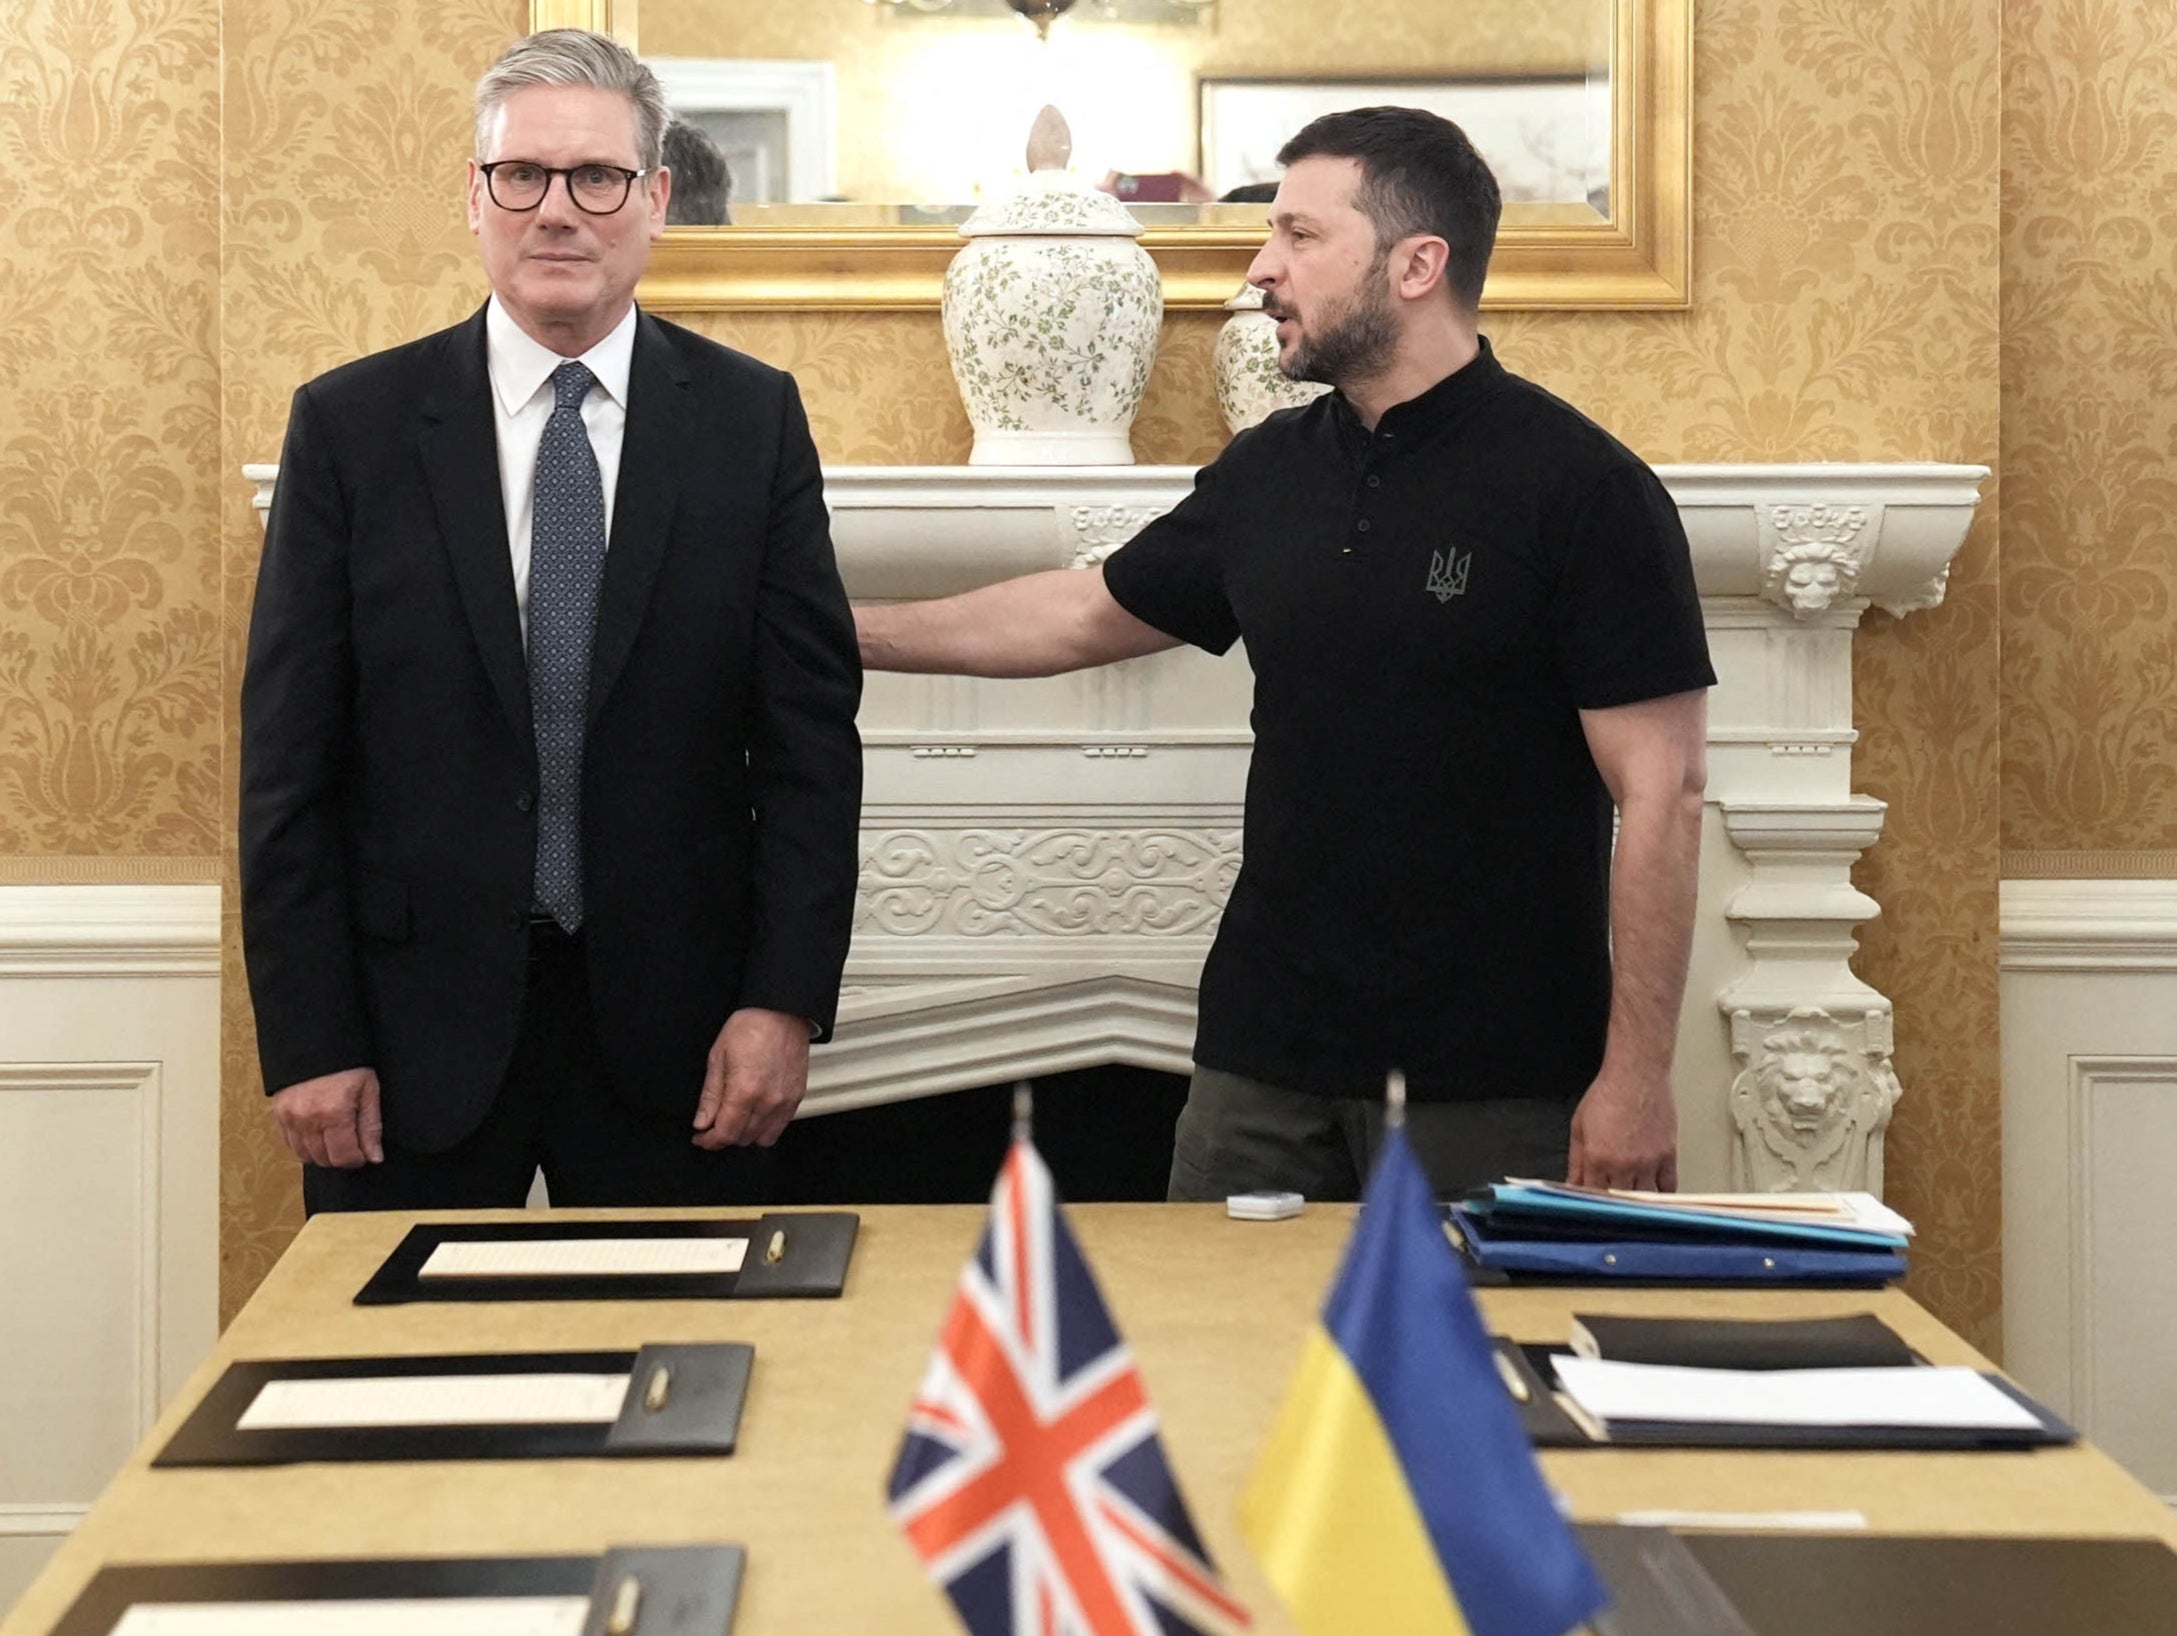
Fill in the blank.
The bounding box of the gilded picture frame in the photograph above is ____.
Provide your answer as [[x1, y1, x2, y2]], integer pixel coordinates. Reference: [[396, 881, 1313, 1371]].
[[532, 0, 1690, 313]]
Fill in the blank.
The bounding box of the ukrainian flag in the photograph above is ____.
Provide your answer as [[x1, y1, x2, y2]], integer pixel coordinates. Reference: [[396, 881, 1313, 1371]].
[[1240, 1129, 1608, 1636]]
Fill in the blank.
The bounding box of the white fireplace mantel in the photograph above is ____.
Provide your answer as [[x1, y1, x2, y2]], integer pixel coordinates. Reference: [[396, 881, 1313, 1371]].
[[245, 460, 1987, 1195]]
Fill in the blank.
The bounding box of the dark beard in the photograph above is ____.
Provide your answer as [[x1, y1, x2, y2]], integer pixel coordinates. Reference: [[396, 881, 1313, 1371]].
[[1280, 255, 1398, 390]]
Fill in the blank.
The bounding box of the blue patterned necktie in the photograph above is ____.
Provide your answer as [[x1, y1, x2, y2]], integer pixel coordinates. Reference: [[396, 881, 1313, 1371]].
[[528, 359, 606, 932]]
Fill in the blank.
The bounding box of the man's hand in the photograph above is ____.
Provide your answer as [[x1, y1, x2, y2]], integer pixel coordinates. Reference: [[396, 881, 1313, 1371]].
[[1567, 1069, 1677, 1192], [269, 1067, 384, 1169], [693, 1007, 812, 1149]]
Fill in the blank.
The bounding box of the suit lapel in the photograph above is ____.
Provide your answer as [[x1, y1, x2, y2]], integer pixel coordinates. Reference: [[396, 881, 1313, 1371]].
[[587, 311, 694, 731], [419, 308, 534, 764]]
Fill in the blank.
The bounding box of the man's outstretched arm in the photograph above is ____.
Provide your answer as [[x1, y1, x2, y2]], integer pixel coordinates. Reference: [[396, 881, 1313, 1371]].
[[857, 565, 1182, 677]]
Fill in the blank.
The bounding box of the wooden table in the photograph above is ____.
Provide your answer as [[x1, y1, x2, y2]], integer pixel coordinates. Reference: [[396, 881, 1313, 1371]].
[[7, 1204, 2175, 1634]]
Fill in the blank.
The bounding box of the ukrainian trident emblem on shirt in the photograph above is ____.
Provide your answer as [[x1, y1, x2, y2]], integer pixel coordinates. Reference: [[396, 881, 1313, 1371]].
[[1426, 545, 1472, 602]]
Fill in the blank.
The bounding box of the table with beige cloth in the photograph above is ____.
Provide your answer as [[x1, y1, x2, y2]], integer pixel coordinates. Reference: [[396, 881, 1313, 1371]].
[[6, 1204, 2175, 1635]]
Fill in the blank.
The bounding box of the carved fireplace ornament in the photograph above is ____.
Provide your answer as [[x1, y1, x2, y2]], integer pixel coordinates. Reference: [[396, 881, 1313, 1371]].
[[1729, 1006, 1902, 1194], [1757, 503, 1876, 617]]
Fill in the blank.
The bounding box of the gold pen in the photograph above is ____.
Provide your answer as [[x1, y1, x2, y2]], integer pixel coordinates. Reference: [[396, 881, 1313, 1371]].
[[1492, 1346, 1532, 1404], [605, 1573, 642, 1635], [763, 1228, 787, 1265]]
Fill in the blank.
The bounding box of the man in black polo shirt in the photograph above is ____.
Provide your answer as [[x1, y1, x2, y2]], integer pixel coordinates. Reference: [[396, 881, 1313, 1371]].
[[858, 107, 1713, 1199]]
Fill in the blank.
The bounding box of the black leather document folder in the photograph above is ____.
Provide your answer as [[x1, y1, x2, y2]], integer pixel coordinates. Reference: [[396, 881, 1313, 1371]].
[[1674, 1532, 2177, 1636], [49, 1543, 746, 1636], [1494, 1339, 2076, 1451], [152, 1343, 753, 1466], [353, 1211, 858, 1303], [1568, 1312, 1919, 1371], [1573, 1528, 2177, 1636]]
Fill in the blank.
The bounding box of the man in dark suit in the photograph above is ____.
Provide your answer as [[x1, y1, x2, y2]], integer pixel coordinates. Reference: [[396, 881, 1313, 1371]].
[[240, 29, 862, 1211]]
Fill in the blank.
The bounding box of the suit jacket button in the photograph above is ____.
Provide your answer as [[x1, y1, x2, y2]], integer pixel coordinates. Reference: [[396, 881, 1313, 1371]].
[[515, 791, 534, 812]]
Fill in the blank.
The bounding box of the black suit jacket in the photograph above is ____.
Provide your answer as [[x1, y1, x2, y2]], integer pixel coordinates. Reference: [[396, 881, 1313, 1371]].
[[240, 306, 862, 1152]]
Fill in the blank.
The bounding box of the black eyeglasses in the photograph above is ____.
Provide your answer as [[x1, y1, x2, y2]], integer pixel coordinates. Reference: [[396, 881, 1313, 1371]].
[[479, 161, 649, 215]]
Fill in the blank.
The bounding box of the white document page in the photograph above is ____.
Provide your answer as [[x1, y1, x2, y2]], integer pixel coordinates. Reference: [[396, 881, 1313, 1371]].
[[236, 1373, 630, 1431], [113, 1599, 589, 1636], [1503, 1181, 1916, 1237], [418, 1237, 747, 1278], [1552, 1358, 2042, 1432]]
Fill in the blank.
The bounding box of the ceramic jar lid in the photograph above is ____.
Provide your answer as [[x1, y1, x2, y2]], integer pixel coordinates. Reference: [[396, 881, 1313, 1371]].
[[958, 102, 1144, 239]]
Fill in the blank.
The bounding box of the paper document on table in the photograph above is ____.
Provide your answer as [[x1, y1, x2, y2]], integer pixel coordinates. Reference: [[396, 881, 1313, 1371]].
[[236, 1372, 630, 1430], [113, 1599, 590, 1636], [1613, 1509, 1869, 1531], [1641, 1189, 1915, 1237], [418, 1237, 747, 1278], [1501, 1181, 1914, 1238], [1552, 1358, 2041, 1431]]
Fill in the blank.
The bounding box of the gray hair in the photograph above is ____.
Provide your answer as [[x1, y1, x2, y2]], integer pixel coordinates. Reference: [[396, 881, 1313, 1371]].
[[475, 29, 668, 172]]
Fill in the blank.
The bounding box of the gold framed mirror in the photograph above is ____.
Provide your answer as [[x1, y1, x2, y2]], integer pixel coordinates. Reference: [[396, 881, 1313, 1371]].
[[532, 0, 1687, 311]]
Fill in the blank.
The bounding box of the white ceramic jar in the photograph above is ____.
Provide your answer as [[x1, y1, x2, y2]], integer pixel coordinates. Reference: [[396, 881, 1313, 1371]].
[[942, 168, 1163, 466], [1212, 280, 1331, 434]]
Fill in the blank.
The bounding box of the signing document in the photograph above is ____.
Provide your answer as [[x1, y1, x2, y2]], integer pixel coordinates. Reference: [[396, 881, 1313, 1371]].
[[417, 1237, 748, 1278], [236, 1372, 630, 1431], [114, 1602, 588, 1636], [1552, 1358, 2042, 1432]]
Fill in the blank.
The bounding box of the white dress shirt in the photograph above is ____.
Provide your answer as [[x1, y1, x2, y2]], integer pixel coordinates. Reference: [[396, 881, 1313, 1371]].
[[485, 295, 637, 638]]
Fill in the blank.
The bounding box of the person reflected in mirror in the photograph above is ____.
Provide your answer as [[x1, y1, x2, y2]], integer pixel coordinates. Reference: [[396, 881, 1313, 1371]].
[[241, 29, 860, 1213], [662, 116, 733, 225], [857, 106, 1712, 1202]]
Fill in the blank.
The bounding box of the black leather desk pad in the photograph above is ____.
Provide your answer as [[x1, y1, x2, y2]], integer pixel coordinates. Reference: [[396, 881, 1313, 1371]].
[[152, 1344, 753, 1465], [47, 1545, 746, 1636], [1499, 1340, 2076, 1450], [353, 1212, 858, 1304], [1673, 1532, 2177, 1636]]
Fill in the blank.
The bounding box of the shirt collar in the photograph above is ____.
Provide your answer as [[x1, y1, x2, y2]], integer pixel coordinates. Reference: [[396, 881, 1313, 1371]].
[[1333, 333, 1506, 446], [485, 296, 638, 416]]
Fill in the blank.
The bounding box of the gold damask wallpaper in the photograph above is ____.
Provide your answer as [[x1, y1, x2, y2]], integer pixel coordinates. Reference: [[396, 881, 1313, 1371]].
[[0, 0, 222, 867], [6, 0, 2053, 1353], [2001, 1, 2177, 874]]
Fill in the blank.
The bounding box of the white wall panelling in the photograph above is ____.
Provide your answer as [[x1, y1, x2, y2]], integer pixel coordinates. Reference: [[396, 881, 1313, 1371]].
[[249, 461, 1986, 1191], [2001, 879, 2177, 1503], [0, 885, 220, 1613]]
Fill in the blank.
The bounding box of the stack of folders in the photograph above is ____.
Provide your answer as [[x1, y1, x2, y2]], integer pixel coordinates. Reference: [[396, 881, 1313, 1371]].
[[1445, 1180, 1912, 1285], [1499, 1313, 2076, 1451]]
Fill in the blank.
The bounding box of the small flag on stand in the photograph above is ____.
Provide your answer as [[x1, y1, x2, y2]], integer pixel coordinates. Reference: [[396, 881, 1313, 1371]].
[[1240, 1086, 1608, 1636], [888, 1088, 1251, 1636]]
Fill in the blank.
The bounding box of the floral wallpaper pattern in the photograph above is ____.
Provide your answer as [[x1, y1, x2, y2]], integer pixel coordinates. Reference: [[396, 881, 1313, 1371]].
[[20, 0, 2153, 1358], [0, 0, 222, 861], [2001, 0, 2177, 872]]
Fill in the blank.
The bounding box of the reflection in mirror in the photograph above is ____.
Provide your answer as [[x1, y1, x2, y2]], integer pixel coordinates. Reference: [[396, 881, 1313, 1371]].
[[643, 0, 1611, 226]]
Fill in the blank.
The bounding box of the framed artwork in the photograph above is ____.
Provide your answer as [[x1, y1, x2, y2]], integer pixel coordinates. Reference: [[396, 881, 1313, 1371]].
[[1198, 75, 1613, 208]]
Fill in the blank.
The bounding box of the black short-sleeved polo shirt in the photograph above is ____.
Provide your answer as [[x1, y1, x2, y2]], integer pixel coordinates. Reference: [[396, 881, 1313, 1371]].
[[1101, 337, 1715, 1103]]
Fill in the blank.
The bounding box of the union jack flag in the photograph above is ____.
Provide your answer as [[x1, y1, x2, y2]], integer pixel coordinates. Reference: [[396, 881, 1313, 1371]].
[[887, 1136, 1252, 1636]]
